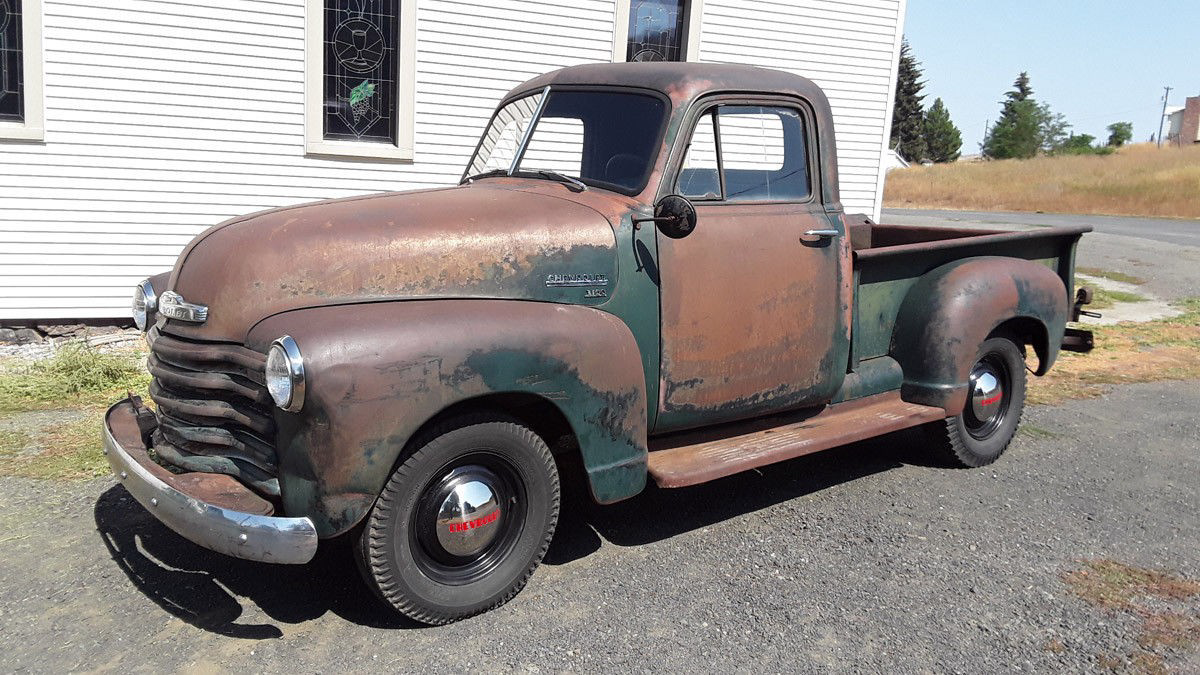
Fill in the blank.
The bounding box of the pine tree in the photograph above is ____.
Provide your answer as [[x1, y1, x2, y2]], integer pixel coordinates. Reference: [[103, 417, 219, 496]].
[[1010, 72, 1033, 102], [889, 38, 927, 162], [922, 98, 962, 163], [983, 72, 1044, 159], [1038, 102, 1071, 154]]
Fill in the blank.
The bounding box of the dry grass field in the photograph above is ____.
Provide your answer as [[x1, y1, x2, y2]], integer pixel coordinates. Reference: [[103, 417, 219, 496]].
[[884, 143, 1200, 219]]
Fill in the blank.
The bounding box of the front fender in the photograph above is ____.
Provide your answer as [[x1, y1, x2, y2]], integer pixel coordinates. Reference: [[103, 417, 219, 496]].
[[247, 300, 648, 537], [891, 256, 1069, 414]]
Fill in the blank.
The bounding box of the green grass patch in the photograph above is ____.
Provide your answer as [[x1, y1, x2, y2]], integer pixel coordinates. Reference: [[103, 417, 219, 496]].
[[0, 428, 32, 455], [1076, 267, 1146, 285], [1088, 287, 1148, 310], [1029, 297, 1200, 404], [0, 413, 108, 481], [0, 344, 149, 414]]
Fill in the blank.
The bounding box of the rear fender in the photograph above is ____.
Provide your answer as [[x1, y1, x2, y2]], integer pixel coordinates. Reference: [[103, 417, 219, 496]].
[[247, 300, 648, 538], [890, 256, 1069, 413]]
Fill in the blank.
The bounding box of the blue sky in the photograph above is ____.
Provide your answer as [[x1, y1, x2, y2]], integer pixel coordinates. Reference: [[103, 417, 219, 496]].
[[902, 1, 1199, 153]]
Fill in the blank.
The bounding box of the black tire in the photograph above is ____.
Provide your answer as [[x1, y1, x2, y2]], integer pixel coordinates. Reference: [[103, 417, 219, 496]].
[[356, 416, 560, 625], [923, 336, 1027, 468]]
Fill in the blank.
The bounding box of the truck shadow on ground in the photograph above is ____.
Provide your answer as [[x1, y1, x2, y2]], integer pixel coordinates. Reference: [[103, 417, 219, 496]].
[[93, 430, 934, 637], [543, 430, 928, 565], [93, 486, 409, 635]]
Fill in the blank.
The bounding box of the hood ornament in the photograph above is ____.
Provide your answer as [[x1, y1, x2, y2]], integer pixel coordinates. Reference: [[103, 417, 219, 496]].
[[158, 291, 209, 323]]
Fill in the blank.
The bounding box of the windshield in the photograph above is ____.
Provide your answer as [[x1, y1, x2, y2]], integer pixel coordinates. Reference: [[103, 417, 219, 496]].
[[464, 89, 668, 194]]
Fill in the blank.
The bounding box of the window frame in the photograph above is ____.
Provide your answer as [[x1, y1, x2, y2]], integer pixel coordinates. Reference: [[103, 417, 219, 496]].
[[304, 0, 416, 161], [668, 97, 821, 206], [0, 0, 44, 142], [613, 0, 703, 63], [675, 108, 723, 202]]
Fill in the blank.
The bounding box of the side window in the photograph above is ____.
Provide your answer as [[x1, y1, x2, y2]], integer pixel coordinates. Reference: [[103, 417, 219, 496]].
[[677, 111, 720, 199], [467, 91, 543, 175], [718, 106, 810, 202], [675, 104, 812, 203]]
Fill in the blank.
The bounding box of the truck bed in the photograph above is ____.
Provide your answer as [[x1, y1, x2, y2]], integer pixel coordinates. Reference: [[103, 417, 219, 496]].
[[846, 217, 1091, 365]]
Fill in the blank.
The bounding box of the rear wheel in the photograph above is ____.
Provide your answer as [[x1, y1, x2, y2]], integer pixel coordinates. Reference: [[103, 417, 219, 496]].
[[356, 417, 559, 625], [923, 336, 1027, 467]]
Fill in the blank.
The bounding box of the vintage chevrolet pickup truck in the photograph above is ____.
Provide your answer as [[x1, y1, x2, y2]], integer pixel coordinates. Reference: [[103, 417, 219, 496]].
[[104, 63, 1094, 624]]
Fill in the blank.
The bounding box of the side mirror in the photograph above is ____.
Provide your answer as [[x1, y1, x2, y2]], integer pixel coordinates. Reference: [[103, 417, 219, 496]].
[[652, 194, 697, 239]]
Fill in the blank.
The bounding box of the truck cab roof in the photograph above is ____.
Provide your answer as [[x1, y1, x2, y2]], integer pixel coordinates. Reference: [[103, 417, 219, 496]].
[[509, 62, 842, 208], [513, 62, 833, 112]]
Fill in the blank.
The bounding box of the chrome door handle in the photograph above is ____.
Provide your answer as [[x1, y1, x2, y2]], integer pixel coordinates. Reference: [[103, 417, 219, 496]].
[[804, 229, 839, 238]]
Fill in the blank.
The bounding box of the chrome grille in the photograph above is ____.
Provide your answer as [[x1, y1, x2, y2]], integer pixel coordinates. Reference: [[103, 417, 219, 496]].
[[146, 327, 280, 497]]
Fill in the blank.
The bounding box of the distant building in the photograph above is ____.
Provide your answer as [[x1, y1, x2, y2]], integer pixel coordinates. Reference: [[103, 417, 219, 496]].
[[883, 147, 910, 171], [1166, 97, 1200, 145]]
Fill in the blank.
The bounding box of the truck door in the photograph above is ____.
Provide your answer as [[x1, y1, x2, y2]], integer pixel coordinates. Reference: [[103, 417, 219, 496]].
[[654, 103, 850, 433]]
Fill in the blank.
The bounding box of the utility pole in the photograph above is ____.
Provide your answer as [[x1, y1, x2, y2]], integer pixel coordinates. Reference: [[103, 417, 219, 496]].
[[1157, 86, 1172, 148]]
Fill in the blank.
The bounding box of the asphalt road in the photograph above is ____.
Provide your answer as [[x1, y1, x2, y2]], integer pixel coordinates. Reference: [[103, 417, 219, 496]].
[[2, 379, 1198, 673], [882, 208, 1200, 248]]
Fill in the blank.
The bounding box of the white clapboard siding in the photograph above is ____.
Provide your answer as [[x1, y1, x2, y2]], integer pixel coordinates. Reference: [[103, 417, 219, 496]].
[[1, 0, 902, 320], [697, 0, 905, 217], [0, 0, 617, 319]]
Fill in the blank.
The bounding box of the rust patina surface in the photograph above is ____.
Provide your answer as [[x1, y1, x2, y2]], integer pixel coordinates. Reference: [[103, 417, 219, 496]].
[[889, 256, 1071, 413], [119, 62, 1090, 543], [165, 183, 625, 343], [655, 200, 848, 431], [245, 299, 648, 536]]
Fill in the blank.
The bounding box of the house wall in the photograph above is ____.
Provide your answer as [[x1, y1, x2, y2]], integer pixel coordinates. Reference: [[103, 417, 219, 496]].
[[0, 0, 904, 321], [1178, 97, 1200, 145], [1166, 109, 1185, 140], [696, 0, 904, 216]]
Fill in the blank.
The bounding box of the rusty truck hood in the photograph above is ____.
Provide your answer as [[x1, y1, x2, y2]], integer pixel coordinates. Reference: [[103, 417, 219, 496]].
[[163, 181, 624, 342]]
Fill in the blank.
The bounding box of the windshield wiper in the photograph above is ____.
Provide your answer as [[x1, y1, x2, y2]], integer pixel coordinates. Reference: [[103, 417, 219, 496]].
[[463, 168, 510, 183], [536, 170, 588, 193]]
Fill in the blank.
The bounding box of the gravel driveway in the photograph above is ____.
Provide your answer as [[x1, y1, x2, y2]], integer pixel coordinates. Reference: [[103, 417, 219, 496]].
[[2, 379, 1198, 673]]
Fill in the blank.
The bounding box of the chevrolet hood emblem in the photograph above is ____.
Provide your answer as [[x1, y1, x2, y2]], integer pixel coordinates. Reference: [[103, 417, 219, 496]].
[[159, 291, 209, 323]]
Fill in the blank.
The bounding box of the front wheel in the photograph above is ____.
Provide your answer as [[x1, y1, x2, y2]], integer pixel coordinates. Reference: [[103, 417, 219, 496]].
[[922, 336, 1027, 467], [356, 417, 560, 625]]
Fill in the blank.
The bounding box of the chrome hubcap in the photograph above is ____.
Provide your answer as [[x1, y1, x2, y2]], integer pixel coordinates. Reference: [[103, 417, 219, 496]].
[[411, 456, 526, 585], [434, 478, 504, 558], [968, 362, 1004, 427]]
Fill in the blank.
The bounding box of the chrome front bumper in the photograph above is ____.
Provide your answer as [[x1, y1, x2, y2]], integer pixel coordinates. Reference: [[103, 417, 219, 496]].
[[102, 398, 318, 564]]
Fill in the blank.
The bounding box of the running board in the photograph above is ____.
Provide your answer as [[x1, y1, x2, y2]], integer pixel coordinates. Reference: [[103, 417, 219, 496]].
[[647, 392, 947, 488]]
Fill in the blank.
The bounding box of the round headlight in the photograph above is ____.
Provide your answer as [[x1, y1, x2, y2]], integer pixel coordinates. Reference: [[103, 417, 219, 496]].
[[266, 336, 305, 412], [131, 280, 157, 331]]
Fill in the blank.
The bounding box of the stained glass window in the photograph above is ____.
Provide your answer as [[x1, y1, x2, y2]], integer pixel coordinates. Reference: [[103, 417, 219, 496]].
[[0, 0, 24, 123], [626, 0, 686, 62], [323, 0, 398, 143]]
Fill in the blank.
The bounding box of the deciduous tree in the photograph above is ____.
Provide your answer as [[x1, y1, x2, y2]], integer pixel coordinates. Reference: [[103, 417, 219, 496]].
[[1058, 133, 1098, 155], [1106, 122, 1133, 147]]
